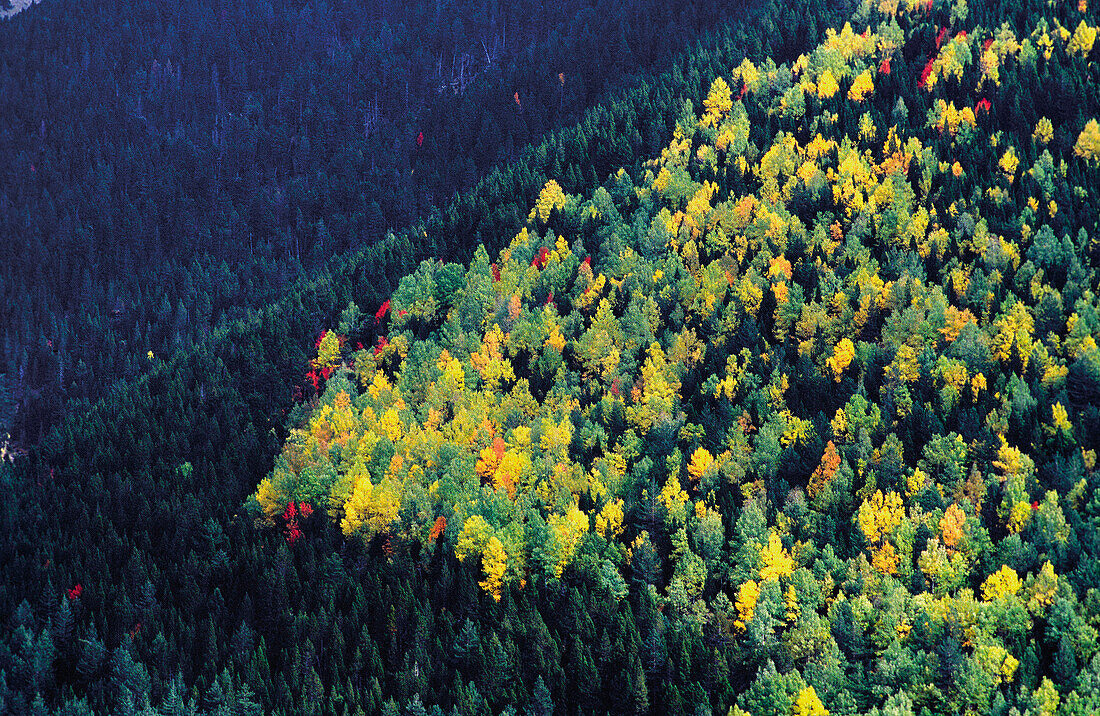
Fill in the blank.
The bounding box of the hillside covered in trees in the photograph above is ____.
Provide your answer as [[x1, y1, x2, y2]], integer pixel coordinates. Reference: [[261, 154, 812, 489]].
[[3, 0, 1100, 714], [0, 0, 763, 445]]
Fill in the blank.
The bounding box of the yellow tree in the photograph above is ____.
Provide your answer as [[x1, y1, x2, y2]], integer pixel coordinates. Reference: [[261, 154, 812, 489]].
[[991, 302, 1034, 370], [817, 70, 840, 99], [535, 179, 567, 222], [548, 502, 589, 578], [981, 565, 1022, 601], [858, 490, 904, 573], [455, 515, 494, 562], [471, 324, 516, 391], [734, 579, 760, 631], [885, 344, 921, 384], [999, 147, 1019, 182], [254, 478, 282, 525], [341, 475, 402, 539], [825, 338, 856, 381], [1033, 118, 1054, 145], [848, 70, 874, 102], [940, 503, 966, 551], [759, 533, 794, 581], [313, 330, 342, 371], [1068, 20, 1097, 57], [702, 77, 734, 127], [595, 499, 624, 539], [794, 687, 829, 716], [1075, 119, 1100, 163], [479, 536, 508, 601], [686, 447, 715, 485]]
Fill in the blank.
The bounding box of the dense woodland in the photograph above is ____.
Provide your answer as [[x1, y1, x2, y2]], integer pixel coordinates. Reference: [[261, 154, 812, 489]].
[[0, 0, 768, 444], [4, 0, 1100, 714]]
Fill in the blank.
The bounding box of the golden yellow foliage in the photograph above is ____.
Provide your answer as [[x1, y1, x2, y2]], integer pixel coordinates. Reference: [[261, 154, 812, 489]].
[[548, 502, 589, 578], [857, 490, 904, 544], [971, 372, 987, 399], [1068, 20, 1097, 57], [848, 70, 874, 102], [595, 498, 625, 539], [736, 276, 764, 317], [999, 147, 1019, 180], [734, 579, 760, 631], [940, 503, 966, 551], [940, 305, 976, 342], [982, 565, 1022, 601], [1075, 119, 1100, 163], [471, 324, 515, 390], [1033, 678, 1060, 716], [993, 440, 1034, 482], [686, 447, 715, 484], [817, 70, 839, 99], [825, 338, 856, 381], [703, 77, 734, 126], [341, 476, 401, 539], [1004, 498, 1032, 534], [535, 179, 567, 222], [794, 686, 829, 716], [313, 330, 342, 371], [975, 643, 1020, 684], [760, 533, 795, 582], [871, 541, 900, 575], [479, 536, 508, 601], [886, 344, 921, 384], [659, 475, 690, 519], [767, 254, 793, 281], [254, 478, 281, 524], [1029, 561, 1059, 612]]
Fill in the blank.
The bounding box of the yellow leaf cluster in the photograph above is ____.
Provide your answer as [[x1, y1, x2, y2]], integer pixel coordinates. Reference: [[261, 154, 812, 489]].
[[940, 503, 966, 550], [1075, 119, 1100, 163], [759, 533, 794, 582], [686, 447, 715, 484], [734, 579, 760, 631], [817, 70, 839, 99], [794, 686, 829, 716], [659, 475, 689, 520], [313, 330, 343, 371], [1033, 118, 1053, 145], [548, 502, 589, 578], [341, 476, 401, 539], [535, 179, 567, 222], [981, 565, 1022, 601], [885, 344, 921, 384], [1029, 561, 1059, 612], [479, 536, 508, 602], [991, 301, 1034, 370], [999, 147, 1019, 180], [595, 498, 624, 539], [254, 478, 281, 524], [1068, 20, 1097, 56], [857, 490, 904, 544], [825, 338, 856, 381], [703, 77, 733, 127], [1052, 403, 1073, 433], [847, 70, 874, 102]]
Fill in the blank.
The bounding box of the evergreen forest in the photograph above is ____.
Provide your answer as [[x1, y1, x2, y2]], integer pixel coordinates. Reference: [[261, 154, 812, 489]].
[[3, 0, 1100, 714]]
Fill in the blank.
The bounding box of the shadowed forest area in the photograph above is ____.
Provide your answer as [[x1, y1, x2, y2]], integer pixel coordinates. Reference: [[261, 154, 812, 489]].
[[0, 0, 779, 444]]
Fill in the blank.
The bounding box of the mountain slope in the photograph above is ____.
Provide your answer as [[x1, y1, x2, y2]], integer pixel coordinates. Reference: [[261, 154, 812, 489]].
[[257, 1, 1100, 713]]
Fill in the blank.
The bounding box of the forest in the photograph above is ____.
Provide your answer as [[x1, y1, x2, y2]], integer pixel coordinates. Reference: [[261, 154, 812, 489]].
[[0, 0, 764, 444], [3, 0, 1100, 714]]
